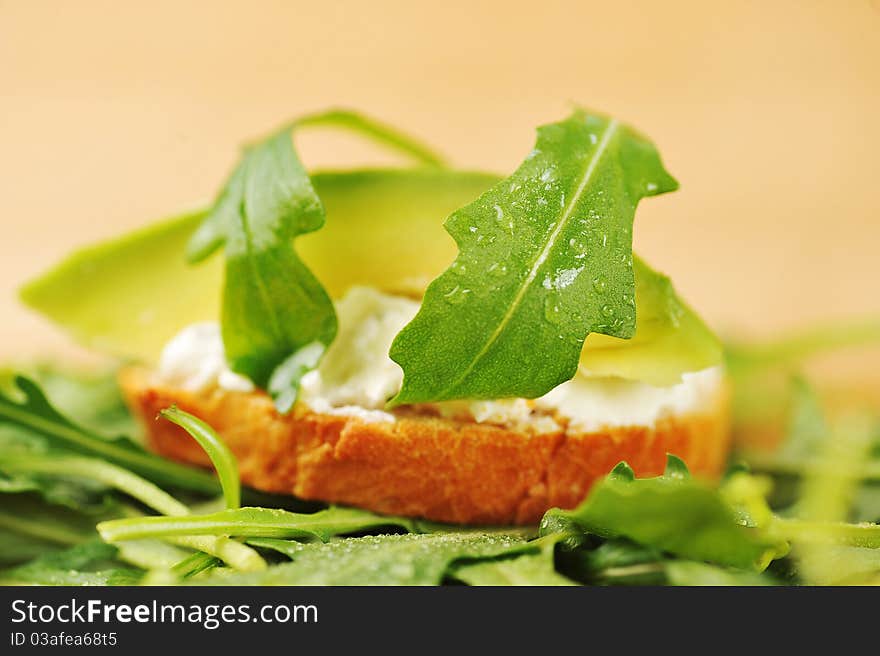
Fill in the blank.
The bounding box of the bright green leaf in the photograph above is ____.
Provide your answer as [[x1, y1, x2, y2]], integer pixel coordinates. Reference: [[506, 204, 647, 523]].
[[184, 110, 456, 409], [0, 364, 139, 438], [578, 256, 722, 385], [188, 128, 337, 410], [390, 109, 678, 403], [217, 532, 529, 585], [540, 455, 784, 570], [0, 541, 142, 586], [452, 536, 573, 586]]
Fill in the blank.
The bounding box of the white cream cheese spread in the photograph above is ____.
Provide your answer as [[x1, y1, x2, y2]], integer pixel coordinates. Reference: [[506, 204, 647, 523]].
[[157, 286, 722, 432], [157, 322, 255, 393]]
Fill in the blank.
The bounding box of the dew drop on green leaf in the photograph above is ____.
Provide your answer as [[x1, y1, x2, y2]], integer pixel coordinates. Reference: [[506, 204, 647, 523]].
[[544, 295, 564, 325], [487, 262, 508, 277]]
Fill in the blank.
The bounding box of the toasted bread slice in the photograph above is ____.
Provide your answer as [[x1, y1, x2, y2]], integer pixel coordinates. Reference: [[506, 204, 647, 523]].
[[120, 367, 731, 525]]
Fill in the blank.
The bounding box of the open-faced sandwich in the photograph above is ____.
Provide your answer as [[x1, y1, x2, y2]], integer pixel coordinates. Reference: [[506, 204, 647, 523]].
[[21, 108, 726, 525]]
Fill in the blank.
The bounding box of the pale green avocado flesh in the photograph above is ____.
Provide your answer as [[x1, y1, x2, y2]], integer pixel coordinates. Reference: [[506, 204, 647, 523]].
[[20, 168, 721, 386]]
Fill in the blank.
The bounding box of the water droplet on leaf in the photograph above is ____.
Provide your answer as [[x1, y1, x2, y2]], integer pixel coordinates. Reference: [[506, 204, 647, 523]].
[[544, 296, 564, 324], [444, 285, 471, 305]]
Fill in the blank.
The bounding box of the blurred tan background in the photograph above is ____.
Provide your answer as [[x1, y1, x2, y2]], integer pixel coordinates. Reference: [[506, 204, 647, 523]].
[[2, 0, 878, 364]]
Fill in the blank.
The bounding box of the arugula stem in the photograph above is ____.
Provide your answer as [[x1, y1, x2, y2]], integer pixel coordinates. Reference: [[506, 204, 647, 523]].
[[172, 551, 221, 579], [96, 506, 415, 543], [159, 407, 240, 510], [96, 514, 313, 542], [113, 539, 193, 571], [166, 536, 265, 572]]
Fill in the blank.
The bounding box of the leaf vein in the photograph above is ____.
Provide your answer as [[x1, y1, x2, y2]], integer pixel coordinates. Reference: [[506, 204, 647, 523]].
[[432, 119, 619, 398]]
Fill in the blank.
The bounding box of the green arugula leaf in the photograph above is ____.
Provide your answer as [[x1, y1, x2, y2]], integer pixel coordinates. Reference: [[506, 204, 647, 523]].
[[1, 462, 116, 515], [0, 541, 143, 586], [184, 110, 453, 411], [0, 493, 101, 549], [97, 506, 418, 543], [577, 539, 664, 573], [557, 538, 775, 585], [0, 530, 66, 567], [451, 536, 573, 586], [557, 539, 667, 585], [0, 364, 139, 438], [171, 551, 223, 580], [215, 532, 529, 585], [452, 552, 573, 586], [578, 256, 722, 385], [0, 376, 220, 495], [390, 109, 678, 403], [540, 456, 784, 570], [187, 128, 337, 411], [185, 110, 450, 265]]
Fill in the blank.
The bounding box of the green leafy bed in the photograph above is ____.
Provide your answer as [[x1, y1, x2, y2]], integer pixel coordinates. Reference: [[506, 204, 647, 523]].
[[1, 354, 880, 585]]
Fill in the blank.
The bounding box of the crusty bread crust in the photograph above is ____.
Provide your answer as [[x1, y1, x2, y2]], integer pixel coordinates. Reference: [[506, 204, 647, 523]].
[[120, 367, 732, 525]]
